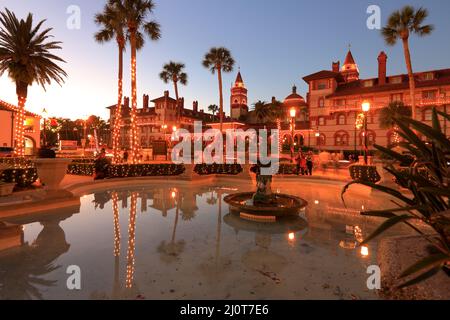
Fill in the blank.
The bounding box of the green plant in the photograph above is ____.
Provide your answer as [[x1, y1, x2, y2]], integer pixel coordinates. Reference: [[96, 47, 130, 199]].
[[342, 108, 450, 288]]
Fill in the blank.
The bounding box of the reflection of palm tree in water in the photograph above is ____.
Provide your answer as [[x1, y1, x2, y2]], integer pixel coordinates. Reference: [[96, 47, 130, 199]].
[[158, 192, 185, 263], [111, 192, 121, 298], [0, 216, 71, 300], [125, 192, 138, 289]]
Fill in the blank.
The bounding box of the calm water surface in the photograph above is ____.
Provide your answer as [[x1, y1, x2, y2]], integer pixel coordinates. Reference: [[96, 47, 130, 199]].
[[0, 180, 410, 300]]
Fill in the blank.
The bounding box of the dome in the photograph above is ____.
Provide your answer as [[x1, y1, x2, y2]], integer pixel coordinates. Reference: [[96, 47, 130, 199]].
[[283, 86, 307, 107]]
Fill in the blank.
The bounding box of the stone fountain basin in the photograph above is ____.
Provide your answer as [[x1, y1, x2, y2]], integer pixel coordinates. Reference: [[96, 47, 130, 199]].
[[224, 192, 308, 217], [224, 213, 308, 235]]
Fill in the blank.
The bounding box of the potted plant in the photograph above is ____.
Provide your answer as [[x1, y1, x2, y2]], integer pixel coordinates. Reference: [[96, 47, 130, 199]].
[[34, 146, 71, 191]]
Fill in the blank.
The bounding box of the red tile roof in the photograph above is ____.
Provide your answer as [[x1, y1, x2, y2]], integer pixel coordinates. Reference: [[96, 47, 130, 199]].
[[326, 68, 450, 98], [302, 70, 343, 82], [0, 99, 40, 117]]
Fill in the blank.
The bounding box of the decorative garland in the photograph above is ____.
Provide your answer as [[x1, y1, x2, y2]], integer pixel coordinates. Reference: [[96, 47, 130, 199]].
[[194, 163, 242, 175]]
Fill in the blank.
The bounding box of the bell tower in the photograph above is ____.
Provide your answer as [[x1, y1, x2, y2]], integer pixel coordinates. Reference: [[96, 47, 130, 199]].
[[230, 70, 248, 120]]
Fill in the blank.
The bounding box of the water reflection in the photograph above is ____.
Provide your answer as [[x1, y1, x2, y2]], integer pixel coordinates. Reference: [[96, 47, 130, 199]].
[[0, 181, 410, 299], [0, 211, 74, 299]]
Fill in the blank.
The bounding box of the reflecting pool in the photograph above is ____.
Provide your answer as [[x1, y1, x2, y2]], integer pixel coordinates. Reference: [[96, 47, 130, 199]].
[[0, 181, 410, 300]]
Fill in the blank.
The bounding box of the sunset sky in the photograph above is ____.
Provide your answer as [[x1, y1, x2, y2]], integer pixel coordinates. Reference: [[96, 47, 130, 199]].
[[1, 0, 450, 120]]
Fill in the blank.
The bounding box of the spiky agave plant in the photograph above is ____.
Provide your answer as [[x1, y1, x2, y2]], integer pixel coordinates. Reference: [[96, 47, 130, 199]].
[[342, 107, 450, 288]]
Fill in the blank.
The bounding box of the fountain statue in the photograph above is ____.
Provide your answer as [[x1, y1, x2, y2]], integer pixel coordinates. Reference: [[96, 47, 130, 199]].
[[224, 162, 307, 220]]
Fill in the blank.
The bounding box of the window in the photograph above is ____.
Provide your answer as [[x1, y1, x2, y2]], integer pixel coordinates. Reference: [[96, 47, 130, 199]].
[[335, 131, 349, 146], [316, 80, 329, 90], [337, 114, 346, 125], [423, 109, 433, 121], [391, 93, 403, 102], [363, 80, 374, 87], [389, 76, 402, 84], [422, 72, 434, 81], [316, 134, 326, 146], [360, 130, 376, 146], [318, 117, 326, 126], [318, 97, 325, 108], [422, 90, 437, 99]]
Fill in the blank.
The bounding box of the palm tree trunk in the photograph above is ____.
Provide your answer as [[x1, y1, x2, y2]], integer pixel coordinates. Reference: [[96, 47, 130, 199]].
[[113, 45, 124, 164], [129, 32, 139, 164], [217, 67, 224, 133], [402, 37, 416, 120], [173, 80, 179, 120], [14, 86, 27, 157]]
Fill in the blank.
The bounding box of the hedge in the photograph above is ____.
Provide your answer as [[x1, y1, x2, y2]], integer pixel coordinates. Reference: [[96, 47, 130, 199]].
[[67, 163, 185, 177], [194, 163, 242, 175], [1, 168, 38, 188]]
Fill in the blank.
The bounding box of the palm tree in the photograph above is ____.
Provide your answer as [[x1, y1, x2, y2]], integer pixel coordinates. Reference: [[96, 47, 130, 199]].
[[159, 61, 187, 103], [112, 0, 161, 164], [379, 101, 412, 130], [382, 6, 434, 121], [202, 47, 235, 132], [0, 8, 66, 156], [95, 2, 127, 164], [253, 100, 271, 124], [207, 104, 219, 121]]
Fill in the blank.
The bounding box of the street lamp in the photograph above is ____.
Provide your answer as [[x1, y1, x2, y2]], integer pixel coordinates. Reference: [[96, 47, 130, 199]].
[[361, 101, 371, 165], [289, 108, 296, 162], [41, 108, 48, 147]]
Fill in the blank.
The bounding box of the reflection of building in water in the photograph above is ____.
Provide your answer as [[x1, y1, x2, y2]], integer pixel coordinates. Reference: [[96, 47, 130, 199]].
[[151, 189, 176, 217], [0, 222, 24, 252], [126, 192, 138, 289]]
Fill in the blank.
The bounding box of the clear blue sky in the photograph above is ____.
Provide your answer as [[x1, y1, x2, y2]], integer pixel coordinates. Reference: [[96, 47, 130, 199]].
[[1, 0, 449, 120]]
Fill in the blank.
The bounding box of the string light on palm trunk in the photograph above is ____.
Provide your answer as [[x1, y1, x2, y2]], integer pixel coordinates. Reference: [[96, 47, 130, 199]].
[[130, 56, 140, 164], [112, 79, 123, 164], [14, 97, 26, 157]]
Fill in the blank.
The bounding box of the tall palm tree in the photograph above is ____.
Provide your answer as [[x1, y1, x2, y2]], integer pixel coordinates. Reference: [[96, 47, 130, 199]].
[[95, 2, 127, 164], [253, 100, 271, 124], [382, 6, 434, 121], [0, 8, 66, 156], [202, 47, 235, 132], [159, 61, 187, 103], [112, 0, 161, 164], [379, 101, 412, 130], [207, 104, 219, 121]]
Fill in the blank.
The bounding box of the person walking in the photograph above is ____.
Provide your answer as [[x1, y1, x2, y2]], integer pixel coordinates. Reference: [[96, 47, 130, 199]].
[[300, 153, 307, 175], [295, 151, 302, 175], [306, 151, 313, 176]]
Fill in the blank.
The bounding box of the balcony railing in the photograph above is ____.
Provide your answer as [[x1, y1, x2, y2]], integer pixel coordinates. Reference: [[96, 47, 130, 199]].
[[419, 97, 450, 106]]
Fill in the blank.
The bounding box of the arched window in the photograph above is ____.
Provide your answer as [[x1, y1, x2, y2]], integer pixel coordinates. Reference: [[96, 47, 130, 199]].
[[334, 131, 349, 146], [422, 108, 433, 121], [336, 113, 346, 125], [316, 134, 326, 146], [360, 130, 376, 146], [318, 97, 325, 108]]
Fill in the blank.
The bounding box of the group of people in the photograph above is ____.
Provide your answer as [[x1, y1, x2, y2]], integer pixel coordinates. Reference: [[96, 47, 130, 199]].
[[295, 151, 314, 176]]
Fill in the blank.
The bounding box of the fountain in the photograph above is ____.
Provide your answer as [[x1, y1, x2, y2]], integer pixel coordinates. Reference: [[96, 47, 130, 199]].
[[224, 163, 308, 221]]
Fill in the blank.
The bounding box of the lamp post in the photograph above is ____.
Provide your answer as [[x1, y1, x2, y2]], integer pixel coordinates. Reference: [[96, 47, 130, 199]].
[[361, 101, 371, 165], [290, 108, 296, 162], [41, 108, 48, 148]]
